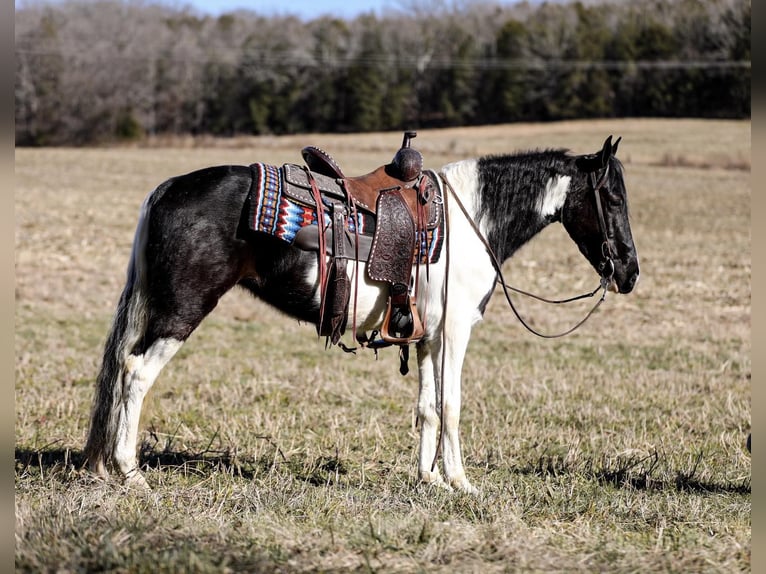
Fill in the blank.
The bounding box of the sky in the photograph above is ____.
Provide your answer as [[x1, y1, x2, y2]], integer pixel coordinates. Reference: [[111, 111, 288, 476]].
[[170, 0, 409, 20], [17, 1, 530, 21], [166, 1, 535, 20]]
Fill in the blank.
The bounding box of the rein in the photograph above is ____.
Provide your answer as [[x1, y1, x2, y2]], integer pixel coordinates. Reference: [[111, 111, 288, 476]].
[[437, 168, 615, 339]]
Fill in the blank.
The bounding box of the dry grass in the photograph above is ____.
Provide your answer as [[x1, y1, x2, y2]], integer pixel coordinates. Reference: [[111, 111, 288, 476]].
[[15, 119, 750, 572]]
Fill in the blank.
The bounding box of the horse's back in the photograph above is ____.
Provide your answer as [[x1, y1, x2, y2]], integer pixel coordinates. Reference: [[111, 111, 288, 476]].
[[151, 164, 253, 215], [144, 164, 255, 253]]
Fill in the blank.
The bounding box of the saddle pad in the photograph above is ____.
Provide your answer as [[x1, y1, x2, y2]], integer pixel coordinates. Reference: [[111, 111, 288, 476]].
[[248, 163, 372, 243], [247, 163, 445, 265]]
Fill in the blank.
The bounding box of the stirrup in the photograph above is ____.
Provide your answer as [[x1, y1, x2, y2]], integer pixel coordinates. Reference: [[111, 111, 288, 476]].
[[380, 294, 424, 345]]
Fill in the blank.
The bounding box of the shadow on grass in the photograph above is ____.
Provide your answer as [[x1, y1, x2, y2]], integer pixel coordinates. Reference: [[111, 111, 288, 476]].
[[518, 449, 751, 495], [14, 443, 263, 481], [16, 444, 750, 495], [15, 439, 348, 487], [15, 445, 85, 475]]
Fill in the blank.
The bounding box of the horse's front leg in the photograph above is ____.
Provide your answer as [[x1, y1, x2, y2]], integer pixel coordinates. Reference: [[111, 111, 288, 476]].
[[416, 322, 477, 494], [439, 319, 478, 494], [415, 339, 446, 488]]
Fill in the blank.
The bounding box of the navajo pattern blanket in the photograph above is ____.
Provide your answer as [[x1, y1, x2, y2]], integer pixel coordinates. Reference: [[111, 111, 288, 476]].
[[247, 162, 444, 265]]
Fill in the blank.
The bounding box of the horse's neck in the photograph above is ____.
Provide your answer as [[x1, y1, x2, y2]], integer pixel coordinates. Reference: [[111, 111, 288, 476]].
[[489, 200, 556, 262], [462, 154, 574, 262]]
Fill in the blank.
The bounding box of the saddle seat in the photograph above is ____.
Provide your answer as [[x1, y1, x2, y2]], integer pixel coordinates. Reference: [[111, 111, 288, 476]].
[[301, 131, 425, 217]]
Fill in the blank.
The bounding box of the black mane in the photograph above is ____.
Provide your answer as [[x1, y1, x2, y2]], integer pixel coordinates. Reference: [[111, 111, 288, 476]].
[[476, 149, 580, 261]]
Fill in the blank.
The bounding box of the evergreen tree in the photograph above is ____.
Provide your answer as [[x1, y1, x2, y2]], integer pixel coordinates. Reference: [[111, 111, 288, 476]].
[[477, 18, 528, 124], [343, 16, 386, 132]]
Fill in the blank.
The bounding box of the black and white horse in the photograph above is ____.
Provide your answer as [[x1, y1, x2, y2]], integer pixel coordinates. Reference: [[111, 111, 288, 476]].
[[84, 136, 639, 492]]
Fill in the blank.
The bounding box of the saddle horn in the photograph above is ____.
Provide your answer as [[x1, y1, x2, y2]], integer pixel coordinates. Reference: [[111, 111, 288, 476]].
[[392, 131, 423, 182]]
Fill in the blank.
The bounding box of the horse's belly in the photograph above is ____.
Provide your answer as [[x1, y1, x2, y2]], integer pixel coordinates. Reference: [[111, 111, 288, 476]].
[[347, 262, 389, 332]]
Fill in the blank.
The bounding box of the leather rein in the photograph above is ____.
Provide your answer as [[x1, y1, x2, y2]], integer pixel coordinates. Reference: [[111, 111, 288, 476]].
[[438, 164, 616, 339]]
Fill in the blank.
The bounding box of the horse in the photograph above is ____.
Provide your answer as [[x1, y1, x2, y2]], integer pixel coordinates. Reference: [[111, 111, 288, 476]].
[[83, 135, 639, 493]]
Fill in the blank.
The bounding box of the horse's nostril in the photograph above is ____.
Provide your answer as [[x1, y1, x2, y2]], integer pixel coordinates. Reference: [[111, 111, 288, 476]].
[[621, 272, 639, 294]]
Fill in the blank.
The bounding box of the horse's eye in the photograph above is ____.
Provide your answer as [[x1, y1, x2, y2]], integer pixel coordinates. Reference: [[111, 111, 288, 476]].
[[607, 192, 624, 207]]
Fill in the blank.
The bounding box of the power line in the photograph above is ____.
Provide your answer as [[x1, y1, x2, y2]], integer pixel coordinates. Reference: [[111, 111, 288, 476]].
[[15, 48, 751, 72]]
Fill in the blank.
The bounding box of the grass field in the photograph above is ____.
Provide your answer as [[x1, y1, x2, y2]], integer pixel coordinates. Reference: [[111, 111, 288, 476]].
[[15, 119, 750, 572]]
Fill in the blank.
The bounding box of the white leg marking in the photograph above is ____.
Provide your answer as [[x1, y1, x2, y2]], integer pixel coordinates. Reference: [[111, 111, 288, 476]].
[[440, 318, 478, 494], [113, 337, 182, 487], [416, 342, 445, 487]]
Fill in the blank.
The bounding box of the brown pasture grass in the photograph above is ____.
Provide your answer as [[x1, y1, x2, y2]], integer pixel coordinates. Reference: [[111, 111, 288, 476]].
[[15, 119, 750, 572]]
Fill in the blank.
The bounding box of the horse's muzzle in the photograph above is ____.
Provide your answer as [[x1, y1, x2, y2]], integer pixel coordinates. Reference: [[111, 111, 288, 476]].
[[616, 262, 639, 294]]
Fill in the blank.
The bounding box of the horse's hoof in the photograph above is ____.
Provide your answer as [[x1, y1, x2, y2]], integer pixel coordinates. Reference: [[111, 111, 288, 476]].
[[87, 458, 109, 480], [449, 476, 479, 495], [419, 470, 451, 490], [124, 469, 151, 490]]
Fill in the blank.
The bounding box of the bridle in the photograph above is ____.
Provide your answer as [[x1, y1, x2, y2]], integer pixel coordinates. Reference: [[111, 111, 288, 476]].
[[589, 164, 616, 283], [438, 161, 616, 340]]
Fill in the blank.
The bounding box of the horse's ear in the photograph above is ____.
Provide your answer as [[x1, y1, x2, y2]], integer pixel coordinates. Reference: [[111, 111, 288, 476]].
[[576, 135, 617, 172], [599, 135, 613, 167]]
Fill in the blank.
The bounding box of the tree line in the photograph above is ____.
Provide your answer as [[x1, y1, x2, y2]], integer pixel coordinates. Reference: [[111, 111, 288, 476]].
[[15, 0, 750, 145]]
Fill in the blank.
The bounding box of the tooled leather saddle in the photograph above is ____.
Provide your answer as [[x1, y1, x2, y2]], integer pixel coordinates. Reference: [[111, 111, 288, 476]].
[[247, 131, 444, 353]]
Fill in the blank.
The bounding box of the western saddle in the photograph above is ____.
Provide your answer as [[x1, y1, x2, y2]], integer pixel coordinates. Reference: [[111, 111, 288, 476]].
[[282, 131, 441, 356]]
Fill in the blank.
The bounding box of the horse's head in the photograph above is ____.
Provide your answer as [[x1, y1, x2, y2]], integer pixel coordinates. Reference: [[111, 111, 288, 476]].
[[562, 136, 639, 294]]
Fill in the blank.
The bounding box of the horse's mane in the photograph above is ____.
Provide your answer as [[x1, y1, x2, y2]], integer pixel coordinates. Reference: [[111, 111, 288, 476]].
[[473, 148, 581, 260]]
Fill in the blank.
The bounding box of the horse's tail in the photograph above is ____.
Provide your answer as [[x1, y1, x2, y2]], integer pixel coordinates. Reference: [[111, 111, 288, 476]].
[[83, 184, 164, 475]]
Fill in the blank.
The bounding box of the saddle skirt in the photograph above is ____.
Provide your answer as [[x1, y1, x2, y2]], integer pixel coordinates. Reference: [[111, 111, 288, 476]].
[[247, 162, 445, 266]]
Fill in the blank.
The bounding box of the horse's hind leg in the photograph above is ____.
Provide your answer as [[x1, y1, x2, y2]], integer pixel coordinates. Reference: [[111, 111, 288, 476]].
[[112, 337, 183, 487], [85, 173, 250, 486], [86, 277, 228, 487]]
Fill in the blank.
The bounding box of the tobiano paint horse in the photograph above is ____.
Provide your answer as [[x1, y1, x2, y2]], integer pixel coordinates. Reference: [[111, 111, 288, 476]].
[[84, 135, 639, 493]]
